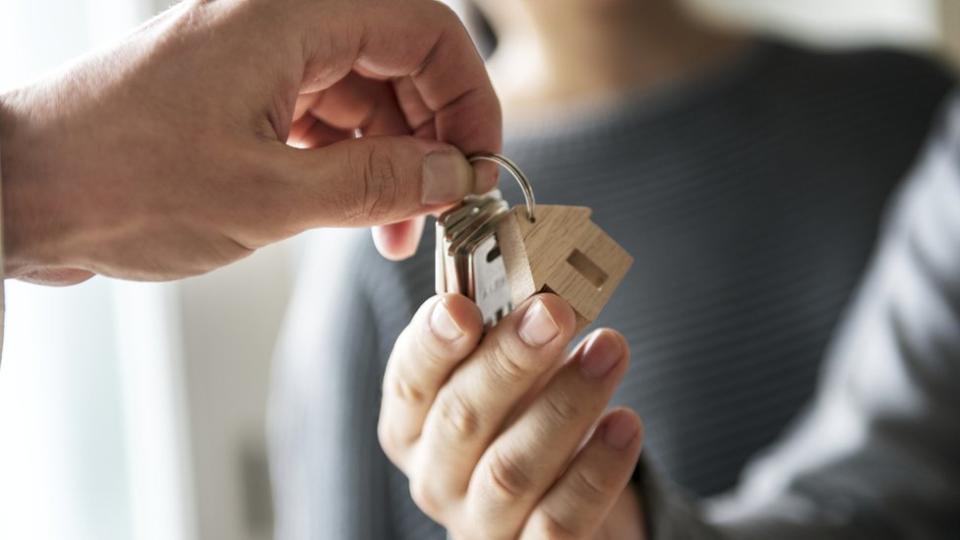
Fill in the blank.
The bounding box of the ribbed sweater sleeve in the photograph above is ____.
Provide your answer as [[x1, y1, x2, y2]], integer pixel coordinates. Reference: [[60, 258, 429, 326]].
[[641, 93, 960, 540]]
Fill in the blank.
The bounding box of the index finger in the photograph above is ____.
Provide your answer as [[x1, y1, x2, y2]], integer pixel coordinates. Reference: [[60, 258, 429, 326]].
[[379, 294, 484, 469], [300, 0, 502, 188], [414, 295, 577, 504]]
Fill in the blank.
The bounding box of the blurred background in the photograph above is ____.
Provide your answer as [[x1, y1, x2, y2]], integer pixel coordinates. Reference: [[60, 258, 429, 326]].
[[0, 1, 958, 539]]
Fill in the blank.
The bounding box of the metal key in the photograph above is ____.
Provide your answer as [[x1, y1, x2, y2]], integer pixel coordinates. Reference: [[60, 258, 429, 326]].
[[435, 154, 537, 330], [435, 191, 512, 328], [436, 153, 633, 334]]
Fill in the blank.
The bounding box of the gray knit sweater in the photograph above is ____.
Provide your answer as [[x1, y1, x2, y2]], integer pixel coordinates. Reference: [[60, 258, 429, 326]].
[[269, 40, 956, 539]]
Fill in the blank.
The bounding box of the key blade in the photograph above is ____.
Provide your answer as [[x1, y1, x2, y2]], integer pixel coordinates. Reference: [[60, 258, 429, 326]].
[[443, 235, 463, 295], [469, 235, 513, 329], [435, 219, 446, 294]]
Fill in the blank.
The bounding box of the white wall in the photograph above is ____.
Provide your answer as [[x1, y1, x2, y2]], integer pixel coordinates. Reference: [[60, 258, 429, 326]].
[[176, 242, 296, 540], [0, 4, 191, 540], [689, 0, 939, 48]]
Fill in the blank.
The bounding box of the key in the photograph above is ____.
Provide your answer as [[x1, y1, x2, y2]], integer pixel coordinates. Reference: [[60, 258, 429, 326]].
[[436, 153, 633, 333], [436, 192, 512, 327]]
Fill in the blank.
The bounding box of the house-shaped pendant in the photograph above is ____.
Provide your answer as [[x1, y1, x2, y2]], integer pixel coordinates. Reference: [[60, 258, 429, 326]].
[[495, 205, 634, 333]]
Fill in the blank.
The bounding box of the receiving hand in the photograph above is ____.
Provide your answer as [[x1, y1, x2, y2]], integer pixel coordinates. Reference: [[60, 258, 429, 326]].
[[0, 0, 500, 284], [378, 293, 646, 539]]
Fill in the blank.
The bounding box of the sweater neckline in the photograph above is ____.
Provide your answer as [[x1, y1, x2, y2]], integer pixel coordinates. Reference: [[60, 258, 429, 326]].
[[502, 38, 784, 148]]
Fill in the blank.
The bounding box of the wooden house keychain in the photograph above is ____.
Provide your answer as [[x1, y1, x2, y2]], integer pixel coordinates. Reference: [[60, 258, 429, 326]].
[[435, 153, 633, 333]]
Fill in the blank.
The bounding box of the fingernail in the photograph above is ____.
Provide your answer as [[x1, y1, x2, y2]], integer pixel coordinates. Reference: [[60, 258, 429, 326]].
[[429, 299, 464, 342], [422, 150, 473, 205], [603, 413, 639, 450], [579, 332, 623, 379], [518, 298, 560, 347]]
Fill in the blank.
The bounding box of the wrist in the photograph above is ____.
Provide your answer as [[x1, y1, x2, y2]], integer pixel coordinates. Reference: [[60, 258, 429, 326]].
[[0, 87, 66, 277]]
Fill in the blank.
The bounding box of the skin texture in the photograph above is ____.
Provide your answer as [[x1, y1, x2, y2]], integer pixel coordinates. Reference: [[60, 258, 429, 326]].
[[0, 0, 502, 284], [379, 293, 646, 539]]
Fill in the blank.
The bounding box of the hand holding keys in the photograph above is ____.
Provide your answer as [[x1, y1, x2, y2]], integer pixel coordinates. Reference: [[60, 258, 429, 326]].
[[435, 153, 633, 332]]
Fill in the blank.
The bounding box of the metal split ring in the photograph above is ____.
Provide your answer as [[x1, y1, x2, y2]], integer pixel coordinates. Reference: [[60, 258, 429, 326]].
[[468, 152, 536, 222]]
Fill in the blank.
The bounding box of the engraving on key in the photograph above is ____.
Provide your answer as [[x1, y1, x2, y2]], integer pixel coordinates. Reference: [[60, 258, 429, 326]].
[[469, 235, 513, 327]]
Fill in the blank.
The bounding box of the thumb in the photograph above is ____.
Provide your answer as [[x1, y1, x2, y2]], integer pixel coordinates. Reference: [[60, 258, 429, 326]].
[[272, 135, 475, 229]]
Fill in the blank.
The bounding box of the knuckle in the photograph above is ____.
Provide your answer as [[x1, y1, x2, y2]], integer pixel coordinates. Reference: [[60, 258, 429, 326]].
[[427, 0, 459, 24], [409, 473, 442, 519], [569, 467, 608, 502], [388, 370, 428, 407], [418, 333, 458, 375], [435, 388, 482, 440], [542, 389, 582, 426], [528, 510, 580, 540], [485, 338, 539, 386], [167, 1, 206, 29], [481, 449, 533, 503], [376, 418, 400, 460], [354, 144, 399, 222]]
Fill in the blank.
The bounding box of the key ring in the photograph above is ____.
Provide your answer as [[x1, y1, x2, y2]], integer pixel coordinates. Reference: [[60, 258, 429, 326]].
[[468, 153, 536, 222]]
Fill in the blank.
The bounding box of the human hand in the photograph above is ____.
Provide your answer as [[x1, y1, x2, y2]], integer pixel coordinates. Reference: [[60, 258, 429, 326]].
[[378, 293, 646, 539], [0, 0, 500, 284]]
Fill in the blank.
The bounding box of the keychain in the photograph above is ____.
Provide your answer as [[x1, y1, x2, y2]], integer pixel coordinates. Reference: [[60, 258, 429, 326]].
[[435, 153, 633, 332]]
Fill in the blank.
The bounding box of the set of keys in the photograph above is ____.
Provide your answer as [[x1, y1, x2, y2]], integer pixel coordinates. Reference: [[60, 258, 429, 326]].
[[435, 153, 633, 333]]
